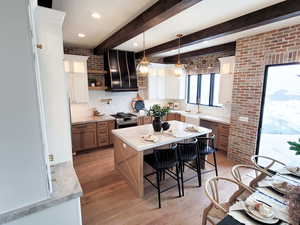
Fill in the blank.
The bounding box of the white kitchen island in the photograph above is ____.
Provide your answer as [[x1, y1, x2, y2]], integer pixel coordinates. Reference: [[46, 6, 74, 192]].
[[112, 120, 211, 198]]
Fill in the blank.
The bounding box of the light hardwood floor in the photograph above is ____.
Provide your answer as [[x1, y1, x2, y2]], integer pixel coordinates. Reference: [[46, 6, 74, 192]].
[[74, 148, 237, 225]]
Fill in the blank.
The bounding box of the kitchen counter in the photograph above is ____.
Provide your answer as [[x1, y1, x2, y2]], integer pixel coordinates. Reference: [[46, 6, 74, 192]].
[[71, 115, 115, 125], [112, 120, 211, 197], [170, 110, 231, 125], [112, 120, 211, 152], [0, 161, 82, 224]]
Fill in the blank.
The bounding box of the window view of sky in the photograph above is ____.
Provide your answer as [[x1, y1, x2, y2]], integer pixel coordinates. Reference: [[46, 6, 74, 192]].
[[259, 64, 300, 164]]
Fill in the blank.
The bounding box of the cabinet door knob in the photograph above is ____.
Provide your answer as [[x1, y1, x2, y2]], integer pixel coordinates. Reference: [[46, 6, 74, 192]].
[[49, 154, 54, 162], [36, 44, 43, 49]]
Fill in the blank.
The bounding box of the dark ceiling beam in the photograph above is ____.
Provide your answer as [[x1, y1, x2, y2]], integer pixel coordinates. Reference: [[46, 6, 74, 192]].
[[163, 42, 236, 63], [94, 0, 202, 55], [137, 0, 300, 58], [38, 0, 52, 8]]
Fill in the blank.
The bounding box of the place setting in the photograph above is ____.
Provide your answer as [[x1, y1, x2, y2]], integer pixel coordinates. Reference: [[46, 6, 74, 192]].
[[228, 195, 289, 225]]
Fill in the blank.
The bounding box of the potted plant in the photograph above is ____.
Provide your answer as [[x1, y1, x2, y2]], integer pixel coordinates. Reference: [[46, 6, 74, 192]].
[[146, 104, 170, 132], [287, 138, 300, 155]]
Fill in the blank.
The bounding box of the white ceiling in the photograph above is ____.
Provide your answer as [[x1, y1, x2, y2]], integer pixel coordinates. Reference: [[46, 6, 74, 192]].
[[52, 0, 299, 58], [116, 0, 285, 52], [52, 0, 157, 48]]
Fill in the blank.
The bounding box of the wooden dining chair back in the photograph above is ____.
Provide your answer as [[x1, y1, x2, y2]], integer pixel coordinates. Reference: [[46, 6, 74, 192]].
[[251, 155, 286, 172], [231, 164, 273, 191], [202, 176, 253, 225]]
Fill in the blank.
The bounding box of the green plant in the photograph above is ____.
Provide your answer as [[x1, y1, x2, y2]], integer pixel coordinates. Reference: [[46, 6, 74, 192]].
[[147, 104, 170, 118], [287, 138, 300, 155]]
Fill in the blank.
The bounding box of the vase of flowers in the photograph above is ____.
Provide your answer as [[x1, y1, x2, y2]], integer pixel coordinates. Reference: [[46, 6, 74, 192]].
[[146, 104, 170, 132]]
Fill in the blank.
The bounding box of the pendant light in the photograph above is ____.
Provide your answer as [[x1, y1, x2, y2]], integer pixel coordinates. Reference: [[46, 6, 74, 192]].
[[174, 34, 184, 77], [137, 32, 150, 76]]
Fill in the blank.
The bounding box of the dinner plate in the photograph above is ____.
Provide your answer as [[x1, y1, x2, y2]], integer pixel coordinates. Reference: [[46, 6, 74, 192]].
[[244, 204, 279, 224]]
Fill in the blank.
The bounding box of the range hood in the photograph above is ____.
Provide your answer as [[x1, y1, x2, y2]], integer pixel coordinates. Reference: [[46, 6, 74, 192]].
[[104, 50, 138, 92]]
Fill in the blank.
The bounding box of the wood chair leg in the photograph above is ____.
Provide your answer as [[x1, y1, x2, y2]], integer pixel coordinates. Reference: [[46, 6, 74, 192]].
[[156, 170, 161, 208], [176, 164, 181, 197], [213, 152, 218, 176]]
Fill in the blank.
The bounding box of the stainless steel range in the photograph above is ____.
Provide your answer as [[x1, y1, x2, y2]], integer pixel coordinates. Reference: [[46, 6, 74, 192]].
[[111, 112, 138, 129]]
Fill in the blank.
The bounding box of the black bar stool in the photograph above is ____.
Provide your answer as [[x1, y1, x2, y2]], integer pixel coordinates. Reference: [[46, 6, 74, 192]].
[[144, 144, 181, 208], [177, 138, 200, 196], [197, 134, 218, 183]]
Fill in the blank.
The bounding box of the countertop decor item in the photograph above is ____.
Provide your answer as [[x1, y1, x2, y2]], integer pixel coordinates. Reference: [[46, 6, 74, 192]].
[[131, 94, 145, 112], [162, 122, 170, 131], [146, 104, 170, 132]]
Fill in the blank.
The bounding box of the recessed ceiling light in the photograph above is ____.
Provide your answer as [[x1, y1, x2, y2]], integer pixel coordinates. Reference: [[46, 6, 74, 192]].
[[91, 12, 101, 19], [78, 33, 86, 38], [133, 42, 138, 47]]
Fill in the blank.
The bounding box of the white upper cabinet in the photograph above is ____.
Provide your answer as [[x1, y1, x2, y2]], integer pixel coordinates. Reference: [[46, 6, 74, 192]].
[[218, 56, 235, 104], [219, 74, 234, 104], [147, 64, 185, 100], [219, 56, 235, 75], [35, 6, 73, 165], [64, 54, 89, 103]]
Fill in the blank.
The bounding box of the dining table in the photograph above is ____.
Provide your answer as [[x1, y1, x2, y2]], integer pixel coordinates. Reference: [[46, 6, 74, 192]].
[[111, 120, 212, 198], [217, 170, 300, 225]]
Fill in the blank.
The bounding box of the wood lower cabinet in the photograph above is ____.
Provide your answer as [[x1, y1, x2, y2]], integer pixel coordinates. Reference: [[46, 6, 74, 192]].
[[218, 124, 230, 152], [166, 113, 181, 121], [200, 119, 230, 152], [138, 116, 152, 125], [72, 120, 115, 153], [72, 123, 98, 153]]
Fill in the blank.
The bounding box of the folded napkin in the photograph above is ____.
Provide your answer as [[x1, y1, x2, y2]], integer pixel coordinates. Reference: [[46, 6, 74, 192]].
[[141, 134, 158, 143], [184, 126, 202, 133]]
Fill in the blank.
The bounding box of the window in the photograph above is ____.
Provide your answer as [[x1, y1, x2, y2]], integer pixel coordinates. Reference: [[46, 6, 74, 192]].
[[187, 73, 222, 107]]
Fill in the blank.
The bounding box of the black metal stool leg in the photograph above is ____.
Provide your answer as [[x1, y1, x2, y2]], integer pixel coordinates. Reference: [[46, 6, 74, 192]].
[[180, 161, 184, 196], [175, 164, 181, 197], [156, 170, 161, 208], [213, 152, 218, 176], [196, 156, 201, 187]]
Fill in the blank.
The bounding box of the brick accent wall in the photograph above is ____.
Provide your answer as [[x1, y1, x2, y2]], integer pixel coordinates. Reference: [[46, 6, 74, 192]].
[[228, 24, 300, 163], [182, 50, 235, 74], [64, 47, 104, 71]]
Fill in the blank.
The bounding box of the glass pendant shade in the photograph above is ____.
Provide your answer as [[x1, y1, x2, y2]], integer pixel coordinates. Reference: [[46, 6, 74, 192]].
[[137, 56, 149, 76], [174, 63, 184, 77], [137, 32, 149, 76], [174, 34, 185, 77]]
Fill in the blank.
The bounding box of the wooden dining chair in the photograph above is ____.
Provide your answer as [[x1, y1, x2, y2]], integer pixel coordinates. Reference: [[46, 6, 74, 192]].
[[202, 176, 253, 225], [231, 164, 273, 191], [251, 155, 286, 172]]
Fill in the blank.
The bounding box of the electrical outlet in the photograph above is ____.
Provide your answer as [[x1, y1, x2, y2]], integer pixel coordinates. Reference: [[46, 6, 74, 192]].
[[239, 116, 249, 122]]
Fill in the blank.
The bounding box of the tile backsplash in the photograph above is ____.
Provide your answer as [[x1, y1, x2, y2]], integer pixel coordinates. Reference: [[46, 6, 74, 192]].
[[71, 91, 231, 119]]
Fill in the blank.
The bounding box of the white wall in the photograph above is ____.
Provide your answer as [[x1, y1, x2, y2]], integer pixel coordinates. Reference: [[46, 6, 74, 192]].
[[0, 0, 50, 213]]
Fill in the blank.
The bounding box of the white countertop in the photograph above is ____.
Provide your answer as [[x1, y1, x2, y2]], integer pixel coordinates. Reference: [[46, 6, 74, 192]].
[[170, 110, 231, 125], [112, 120, 211, 151], [0, 161, 82, 224], [72, 115, 115, 125]]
